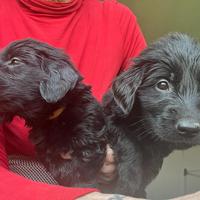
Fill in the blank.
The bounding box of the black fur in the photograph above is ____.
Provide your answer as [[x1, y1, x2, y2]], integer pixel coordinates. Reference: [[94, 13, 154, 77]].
[[103, 33, 200, 197], [0, 39, 107, 187]]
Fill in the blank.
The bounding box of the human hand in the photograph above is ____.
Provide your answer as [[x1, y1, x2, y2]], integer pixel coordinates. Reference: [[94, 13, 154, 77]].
[[60, 144, 116, 183], [77, 192, 146, 200], [98, 144, 117, 184]]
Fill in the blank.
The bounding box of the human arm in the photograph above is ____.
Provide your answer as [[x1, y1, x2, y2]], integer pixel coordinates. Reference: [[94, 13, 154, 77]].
[[0, 166, 97, 200], [3, 112, 200, 200], [0, 119, 98, 200], [116, 3, 147, 71], [78, 191, 200, 200], [77, 192, 146, 200]]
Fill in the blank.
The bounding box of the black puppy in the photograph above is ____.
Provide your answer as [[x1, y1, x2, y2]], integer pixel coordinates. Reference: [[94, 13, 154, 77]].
[[0, 39, 107, 187], [103, 33, 200, 197]]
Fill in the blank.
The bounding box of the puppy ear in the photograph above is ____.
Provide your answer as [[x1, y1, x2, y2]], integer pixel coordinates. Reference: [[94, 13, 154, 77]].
[[112, 67, 144, 114], [39, 62, 79, 103]]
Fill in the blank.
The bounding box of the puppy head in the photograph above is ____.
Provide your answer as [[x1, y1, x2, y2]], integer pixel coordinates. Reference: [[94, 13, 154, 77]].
[[0, 38, 80, 118], [112, 32, 200, 145]]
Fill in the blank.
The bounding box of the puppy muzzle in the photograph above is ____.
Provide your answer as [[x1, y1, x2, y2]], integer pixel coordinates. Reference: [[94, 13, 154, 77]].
[[176, 118, 200, 138]]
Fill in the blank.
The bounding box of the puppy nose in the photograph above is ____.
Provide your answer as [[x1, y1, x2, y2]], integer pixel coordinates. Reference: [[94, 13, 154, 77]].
[[176, 119, 200, 137]]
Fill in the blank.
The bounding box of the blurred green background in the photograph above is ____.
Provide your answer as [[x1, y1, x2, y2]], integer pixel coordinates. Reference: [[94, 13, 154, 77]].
[[120, 0, 200, 44], [118, 1, 200, 199]]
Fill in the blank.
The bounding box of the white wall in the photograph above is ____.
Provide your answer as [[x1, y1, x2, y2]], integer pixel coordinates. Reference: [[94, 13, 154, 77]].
[[146, 146, 200, 200]]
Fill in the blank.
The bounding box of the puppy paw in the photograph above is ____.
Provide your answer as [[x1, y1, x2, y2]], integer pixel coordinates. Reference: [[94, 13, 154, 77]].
[[60, 150, 73, 160]]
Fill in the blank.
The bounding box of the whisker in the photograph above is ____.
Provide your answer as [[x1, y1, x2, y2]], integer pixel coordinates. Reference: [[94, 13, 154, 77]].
[[128, 119, 146, 128], [137, 128, 154, 139]]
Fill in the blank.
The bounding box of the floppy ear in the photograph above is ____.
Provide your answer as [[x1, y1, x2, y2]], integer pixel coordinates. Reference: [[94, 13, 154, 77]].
[[39, 62, 79, 103], [112, 67, 144, 114]]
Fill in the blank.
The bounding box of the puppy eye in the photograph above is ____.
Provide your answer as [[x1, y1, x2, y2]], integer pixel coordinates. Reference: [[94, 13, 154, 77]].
[[156, 79, 170, 91], [9, 57, 21, 65]]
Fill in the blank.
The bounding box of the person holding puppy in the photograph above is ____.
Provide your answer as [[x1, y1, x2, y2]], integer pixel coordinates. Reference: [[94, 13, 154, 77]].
[[0, 0, 199, 200]]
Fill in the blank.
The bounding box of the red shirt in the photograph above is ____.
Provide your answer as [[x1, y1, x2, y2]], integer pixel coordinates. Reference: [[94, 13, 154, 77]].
[[0, 0, 146, 199]]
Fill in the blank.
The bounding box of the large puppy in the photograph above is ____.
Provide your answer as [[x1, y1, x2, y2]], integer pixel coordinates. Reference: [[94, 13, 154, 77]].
[[0, 39, 107, 187], [103, 33, 200, 197]]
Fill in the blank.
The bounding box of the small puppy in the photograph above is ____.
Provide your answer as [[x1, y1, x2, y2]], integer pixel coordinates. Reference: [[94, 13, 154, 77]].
[[103, 33, 200, 197], [0, 39, 107, 187]]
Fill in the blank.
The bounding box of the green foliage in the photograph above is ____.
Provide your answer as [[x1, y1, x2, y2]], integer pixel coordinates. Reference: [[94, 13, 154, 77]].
[[120, 0, 200, 43]]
